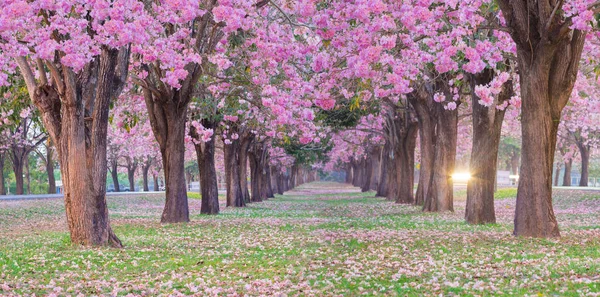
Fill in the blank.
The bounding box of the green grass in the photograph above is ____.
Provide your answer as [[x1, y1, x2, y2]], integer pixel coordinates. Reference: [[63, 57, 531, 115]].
[[494, 188, 518, 199], [0, 183, 599, 296], [187, 192, 226, 201], [454, 187, 518, 201]]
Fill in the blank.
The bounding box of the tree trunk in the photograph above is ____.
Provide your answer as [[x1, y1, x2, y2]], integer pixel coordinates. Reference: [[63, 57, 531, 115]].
[[57, 97, 122, 247], [360, 160, 368, 188], [361, 156, 373, 192], [466, 70, 511, 224], [497, 0, 587, 238], [24, 153, 31, 194], [156, 110, 189, 223], [193, 121, 220, 215], [514, 84, 561, 237], [510, 151, 520, 175], [376, 143, 390, 197], [370, 146, 381, 191], [553, 162, 561, 187], [142, 164, 150, 192], [239, 133, 253, 203], [153, 174, 159, 191], [17, 47, 129, 247], [224, 139, 245, 207], [276, 170, 285, 194], [385, 144, 396, 201], [110, 160, 120, 192], [345, 164, 354, 184], [127, 160, 137, 192], [562, 159, 572, 186], [142, 88, 191, 223], [285, 174, 291, 191], [351, 162, 360, 187], [249, 151, 262, 202], [423, 104, 458, 212], [270, 167, 279, 196], [265, 160, 275, 199], [11, 151, 25, 195], [0, 152, 5, 195], [395, 121, 419, 204], [409, 92, 435, 207], [577, 142, 589, 187], [46, 148, 56, 194], [290, 164, 298, 189]]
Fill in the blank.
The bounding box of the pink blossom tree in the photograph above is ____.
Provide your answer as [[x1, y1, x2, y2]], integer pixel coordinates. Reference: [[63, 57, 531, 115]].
[[497, 0, 600, 237]]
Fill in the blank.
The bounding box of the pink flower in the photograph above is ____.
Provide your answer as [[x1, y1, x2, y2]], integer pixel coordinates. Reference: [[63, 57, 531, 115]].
[[300, 136, 313, 144], [19, 108, 31, 118], [224, 115, 239, 122], [474, 85, 494, 106], [445, 102, 457, 110], [316, 99, 336, 110]]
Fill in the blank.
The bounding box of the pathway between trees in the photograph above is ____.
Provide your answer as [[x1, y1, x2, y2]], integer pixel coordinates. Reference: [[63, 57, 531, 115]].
[[0, 182, 599, 296]]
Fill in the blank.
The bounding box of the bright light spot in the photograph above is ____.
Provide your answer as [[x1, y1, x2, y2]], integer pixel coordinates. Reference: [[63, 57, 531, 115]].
[[451, 172, 472, 182], [509, 175, 519, 179]]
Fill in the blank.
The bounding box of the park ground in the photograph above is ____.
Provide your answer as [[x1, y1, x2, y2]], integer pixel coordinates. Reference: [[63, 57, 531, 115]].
[[0, 182, 599, 296]]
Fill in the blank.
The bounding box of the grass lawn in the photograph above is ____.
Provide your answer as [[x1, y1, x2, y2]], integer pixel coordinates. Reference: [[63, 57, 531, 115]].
[[0, 182, 599, 296]]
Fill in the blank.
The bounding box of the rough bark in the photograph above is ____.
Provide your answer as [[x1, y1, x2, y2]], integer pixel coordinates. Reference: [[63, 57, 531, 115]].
[[351, 162, 360, 187], [382, 103, 419, 204], [17, 46, 129, 247], [290, 164, 298, 189], [423, 101, 458, 212], [466, 70, 512, 224], [408, 90, 435, 207], [395, 120, 419, 204], [12, 152, 25, 195], [109, 160, 120, 192], [153, 174, 159, 191], [497, 0, 588, 237], [141, 82, 190, 221], [192, 121, 219, 215], [126, 158, 138, 192], [249, 150, 262, 202], [354, 159, 366, 189], [376, 143, 390, 197], [138, 9, 225, 223], [361, 152, 374, 192], [514, 83, 562, 237], [24, 154, 31, 194], [239, 133, 254, 203], [270, 167, 280, 195], [0, 152, 5, 195], [384, 143, 396, 201], [264, 160, 275, 199], [575, 139, 589, 187], [46, 148, 56, 194], [408, 85, 456, 210], [141, 158, 153, 192], [142, 166, 149, 192], [562, 159, 572, 186], [370, 146, 381, 191], [224, 138, 245, 207], [276, 169, 285, 194]]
